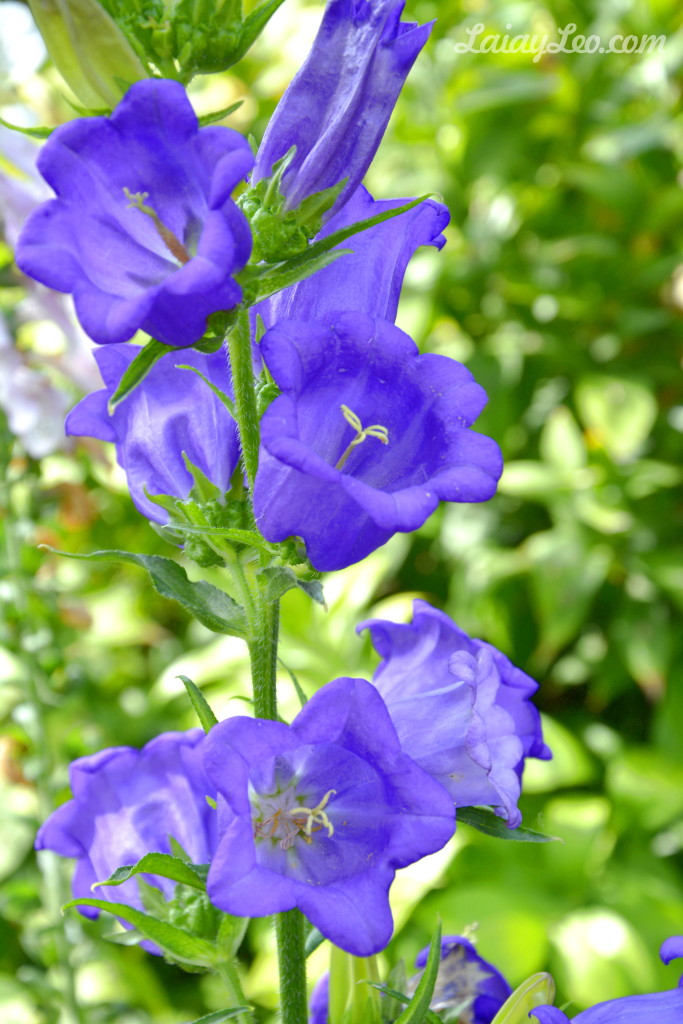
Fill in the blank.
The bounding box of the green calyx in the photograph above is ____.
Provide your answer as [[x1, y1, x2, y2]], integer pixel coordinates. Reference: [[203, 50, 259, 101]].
[[92, 0, 288, 81], [239, 149, 347, 264]]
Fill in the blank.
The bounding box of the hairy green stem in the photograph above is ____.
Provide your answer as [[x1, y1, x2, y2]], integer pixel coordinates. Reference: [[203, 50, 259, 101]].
[[226, 308, 261, 493], [276, 910, 308, 1024]]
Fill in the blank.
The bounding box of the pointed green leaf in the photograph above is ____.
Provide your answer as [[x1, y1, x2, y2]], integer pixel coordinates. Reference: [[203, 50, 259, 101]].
[[198, 101, 244, 126], [61, 897, 217, 967], [304, 925, 324, 957], [279, 658, 308, 708], [187, 1011, 251, 1024], [108, 338, 175, 411], [394, 920, 442, 1024], [237, 0, 288, 56], [178, 675, 219, 733], [40, 547, 247, 637], [215, 913, 249, 960], [458, 807, 560, 843], [92, 853, 206, 893], [0, 116, 53, 139], [161, 523, 277, 558], [366, 985, 441, 1024], [490, 973, 556, 1024]]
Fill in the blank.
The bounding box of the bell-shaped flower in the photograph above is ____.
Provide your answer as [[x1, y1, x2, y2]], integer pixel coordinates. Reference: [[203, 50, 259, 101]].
[[252, 313, 502, 571], [252, 0, 432, 214], [203, 677, 455, 956], [36, 731, 217, 931], [66, 344, 239, 522], [308, 933, 511, 1024], [358, 600, 551, 827], [531, 936, 683, 1022], [16, 79, 253, 348], [255, 185, 449, 328]]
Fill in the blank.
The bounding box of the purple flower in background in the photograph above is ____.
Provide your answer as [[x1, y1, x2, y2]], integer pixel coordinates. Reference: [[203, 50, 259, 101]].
[[203, 677, 455, 956], [16, 79, 253, 348], [252, 313, 502, 571], [255, 185, 449, 329], [412, 935, 512, 1023], [358, 600, 551, 827], [66, 344, 239, 522], [253, 0, 432, 214], [36, 731, 217, 945], [308, 934, 511, 1024], [531, 937, 683, 1022]]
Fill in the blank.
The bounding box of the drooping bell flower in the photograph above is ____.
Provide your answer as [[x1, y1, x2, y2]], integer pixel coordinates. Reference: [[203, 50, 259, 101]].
[[36, 731, 217, 945], [531, 936, 683, 1022], [66, 344, 239, 522], [358, 600, 551, 828], [252, 0, 432, 215], [252, 313, 502, 571], [255, 185, 449, 328], [203, 677, 455, 956], [16, 79, 253, 348]]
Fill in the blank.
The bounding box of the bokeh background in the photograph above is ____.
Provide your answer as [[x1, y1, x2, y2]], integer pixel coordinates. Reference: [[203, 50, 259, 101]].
[[1, 0, 683, 1020]]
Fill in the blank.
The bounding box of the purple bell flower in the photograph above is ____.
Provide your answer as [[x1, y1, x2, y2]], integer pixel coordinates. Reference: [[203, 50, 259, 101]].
[[16, 79, 253, 348], [252, 312, 502, 571], [252, 0, 432, 214], [256, 185, 449, 328], [66, 344, 239, 522], [412, 935, 512, 1022], [36, 731, 217, 945], [358, 600, 551, 828], [531, 936, 683, 1022], [308, 934, 511, 1024], [203, 677, 455, 956]]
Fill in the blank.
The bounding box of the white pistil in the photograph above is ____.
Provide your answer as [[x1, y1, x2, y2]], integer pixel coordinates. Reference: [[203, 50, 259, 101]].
[[123, 187, 191, 265], [335, 404, 389, 471]]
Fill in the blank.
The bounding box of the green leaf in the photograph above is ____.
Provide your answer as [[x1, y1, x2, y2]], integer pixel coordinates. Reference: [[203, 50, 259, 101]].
[[161, 523, 277, 558], [394, 920, 442, 1024], [237, 0, 288, 56], [215, 913, 249, 960], [92, 853, 206, 893], [40, 547, 247, 637], [187, 1011, 251, 1024], [198, 101, 244, 126], [61, 897, 217, 967], [108, 338, 175, 411], [259, 566, 326, 606], [279, 658, 308, 708], [0, 116, 53, 139], [178, 675, 219, 732], [366, 985, 441, 1024], [458, 807, 560, 843]]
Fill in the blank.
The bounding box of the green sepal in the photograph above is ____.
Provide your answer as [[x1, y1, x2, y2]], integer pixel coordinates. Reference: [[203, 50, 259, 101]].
[[0, 117, 53, 139], [380, 960, 409, 1024], [178, 674, 219, 733], [61, 897, 217, 968], [92, 852, 207, 892], [215, 912, 250, 960], [394, 920, 442, 1024], [366, 985, 441, 1024], [490, 973, 556, 1024], [304, 925, 324, 957], [108, 338, 175, 412], [176, 364, 237, 419], [458, 807, 560, 843], [258, 566, 325, 607], [39, 546, 247, 637], [198, 100, 244, 126], [279, 658, 308, 708]]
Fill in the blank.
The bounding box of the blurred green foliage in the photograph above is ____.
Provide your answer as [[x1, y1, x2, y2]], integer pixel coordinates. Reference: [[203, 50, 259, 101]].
[[1, 0, 683, 1020]]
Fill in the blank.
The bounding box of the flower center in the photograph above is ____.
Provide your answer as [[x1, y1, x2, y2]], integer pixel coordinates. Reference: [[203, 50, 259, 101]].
[[335, 404, 389, 471], [253, 788, 336, 851], [123, 188, 191, 265]]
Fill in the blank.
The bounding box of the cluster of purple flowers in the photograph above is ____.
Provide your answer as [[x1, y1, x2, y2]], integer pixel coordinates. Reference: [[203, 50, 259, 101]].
[[22, 0, 549, 986], [38, 601, 548, 956], [17, 0, 503, 572]]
